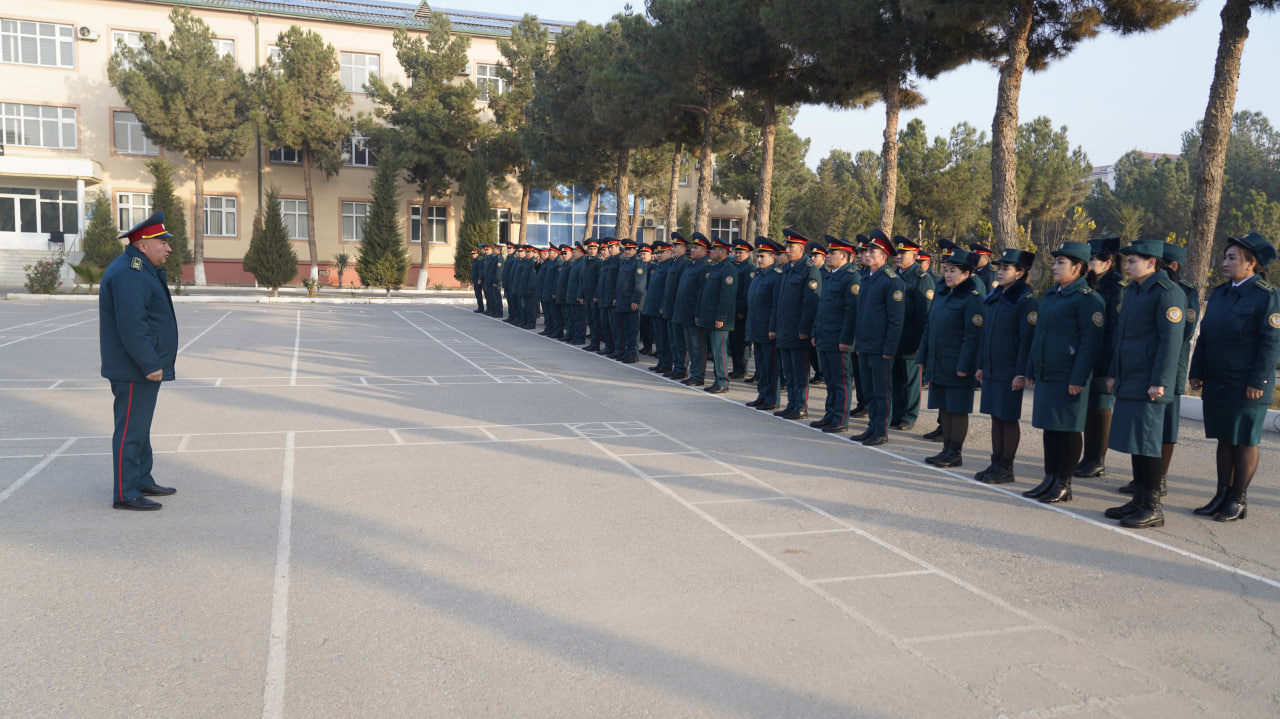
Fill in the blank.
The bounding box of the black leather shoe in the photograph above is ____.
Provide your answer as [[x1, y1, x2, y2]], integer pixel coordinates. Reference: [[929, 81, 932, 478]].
[[744, 375, 757, 383], [809, 376, 825, 386], [140, 484, 176, 496], [621, 356, 638, 364], [683, 378, 705, 387], [810, 418, 833, 428], [889, 421, 915, 431], [1039, 477, 1073, 504], [773, 408, 793, 417], [849, 405, 868, 418], [667, 371, 689, 381], [1073, 459, 1105, 478], [782, 411, 808, 420], [473, 309, 485, 313], [1023, 475, 1056, 499], [755, 404, 777, 411], [862, 434, 888, 446], [704, 385, 728, 394], [822, 424, 848, 433], [745, 398, 764, 407], [850, 428, 875, 442], [584, 345, 600, 352], [728, 371, 746, 380], [113, 497, 162, 511], [922, 426, 943, 442]]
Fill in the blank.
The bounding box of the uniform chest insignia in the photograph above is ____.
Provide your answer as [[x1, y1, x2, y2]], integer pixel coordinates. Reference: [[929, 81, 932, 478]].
[[1188, 308, 1197, 323], [852, 284, 861, 295], [972, 314, 983, 327], [637, 268, 643, 274], [1166, 306, 1183, 323], [1028, 311, 1038, 325], [892, 290, 903, 302], [925, 289, 934, 300], [1269, 313, 1280, 329], [1117, 302, 1122, 314], [705, 272, 711, 279], [130, 257, 143, 271], [750, 272, 756, 279], [725, 276, 733, 285], [808, 280, 818, 290], [1092, 311, 1104, 327]]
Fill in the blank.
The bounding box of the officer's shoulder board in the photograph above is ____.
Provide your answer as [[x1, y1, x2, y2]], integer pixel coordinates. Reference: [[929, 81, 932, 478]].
[[772, 266, 784, 275], [1156, 275, 1175, 290], [1178, 278, 1196, 292], [1256, 279, 1277, 293], [1078, 286, 1093, 294], [884, 268, 897, 279], [130, 257, 143, 271]]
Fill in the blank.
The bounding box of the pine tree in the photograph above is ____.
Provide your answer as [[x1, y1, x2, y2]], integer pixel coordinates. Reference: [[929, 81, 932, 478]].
[[243, 186, 299, 296], [82, 190, 123, 268], [455, 154, 496, 284], [356, 156, 409, 295], [146, 156, 192, 287]]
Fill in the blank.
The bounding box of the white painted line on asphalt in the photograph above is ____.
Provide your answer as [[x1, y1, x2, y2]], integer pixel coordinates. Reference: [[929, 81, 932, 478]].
[[688, 495, 792, 504], [0, 308, 93, 333], [177, 434, 192, 453], [743, 528, 858, 539], [177, 310, 232, 355], [902, 624, 1048, 646], [388, 429, 405, 445], [48, 380, 62, 389], [358, 376, 369, 385], [811, 570, 936, 584], [289, 311, 301, 387], [478, 426, 499, 441], [395, 310, 500, 381], [262, 431, 296, 719], [613, 450, 703, 457], [651, 471, 741, 480], [0, 317, 96, 349], [0, 437, 76, 508]]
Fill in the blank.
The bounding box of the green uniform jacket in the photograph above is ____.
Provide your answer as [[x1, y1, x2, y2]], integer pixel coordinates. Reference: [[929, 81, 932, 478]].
[[813, 263, 859, 352], [642, 260, 669, 317], [1025, 277, 1105, 385], [1172, 278, 1200, 395], [1189, 275, 1280, 406], [696, 257, 738, 331], [917, 276, 984, 387], [895, 262, 932, 357], [1108, 270, 1184, 402], [853, 266, 905, 357], [770, 257, 822, 349], [673, 257, 709, 325]]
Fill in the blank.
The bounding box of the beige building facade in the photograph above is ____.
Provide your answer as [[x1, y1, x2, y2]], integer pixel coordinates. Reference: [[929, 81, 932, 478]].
[[0, 0, 749, 288]]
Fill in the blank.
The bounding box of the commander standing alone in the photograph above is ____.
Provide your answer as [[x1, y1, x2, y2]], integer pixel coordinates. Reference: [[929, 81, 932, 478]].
[[100, 211, 179, 511]]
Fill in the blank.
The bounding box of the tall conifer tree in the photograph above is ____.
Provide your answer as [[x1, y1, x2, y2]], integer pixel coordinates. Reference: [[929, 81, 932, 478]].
[[243, 187, 300, 296], [356, 156, 409, 295], [146, 156, 193, 286]]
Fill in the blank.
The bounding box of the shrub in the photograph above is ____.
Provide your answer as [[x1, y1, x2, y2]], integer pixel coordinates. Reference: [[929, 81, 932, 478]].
[[24, 249, 65, 294]]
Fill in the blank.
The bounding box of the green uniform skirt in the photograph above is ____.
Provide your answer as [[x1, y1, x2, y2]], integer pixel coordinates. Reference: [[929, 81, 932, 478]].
[[1032, 381, 1089, 432], [928, 383, 975, 414], [1203, 400, 1268, 446], [1108, 398, 1165, 457], [980, 379, 1025, 421]]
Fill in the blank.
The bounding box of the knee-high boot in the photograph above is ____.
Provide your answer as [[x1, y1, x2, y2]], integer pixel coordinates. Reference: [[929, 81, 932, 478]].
[[1074, 409, 1110, 478]]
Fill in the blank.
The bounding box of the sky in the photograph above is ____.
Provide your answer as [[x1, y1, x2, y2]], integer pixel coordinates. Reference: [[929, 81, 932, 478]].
[[435, 1, 1280, 170]]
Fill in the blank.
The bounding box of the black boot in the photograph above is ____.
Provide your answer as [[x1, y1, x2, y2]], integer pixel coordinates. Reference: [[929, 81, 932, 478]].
[[934, 445, 962, 468], [1023, 474, 1056, 499], [1104, 494, 1142, 519], [975, 456, 1000, 482], [1120, 487, 1164, 529], [1039, 475, 1072, 504], [1193, 480, 1230, 516], [922, 425, 943, 441], [925, 442, 951, 466], [1118, 480, 1137, 495], [1215, 489, 1248, 522], [983, 458, 1015, 485], [1073, 457, 1105, 478]]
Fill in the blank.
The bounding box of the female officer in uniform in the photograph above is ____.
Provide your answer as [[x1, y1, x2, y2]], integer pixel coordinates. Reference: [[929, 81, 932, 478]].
[[1023, 242, 1106, 503], [1075, 237, 1123, 479], [1100, 240, 1184, 529], [916, 249, 985, 467], [974, 249, 1037, 484], [1188, 233, 1280, 522]]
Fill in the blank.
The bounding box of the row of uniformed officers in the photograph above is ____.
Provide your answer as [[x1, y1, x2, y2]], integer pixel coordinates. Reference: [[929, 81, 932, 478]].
[[471, 229, 1280, 529]]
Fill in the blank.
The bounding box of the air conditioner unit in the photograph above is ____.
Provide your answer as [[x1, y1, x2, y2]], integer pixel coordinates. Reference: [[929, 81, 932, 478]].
[[642, 218, 656, 228], [77, 25, 99, 41], [458, 62, 472, 76]]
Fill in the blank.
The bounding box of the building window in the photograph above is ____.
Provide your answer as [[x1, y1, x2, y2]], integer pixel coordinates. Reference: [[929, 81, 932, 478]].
[[113, 111, 159, 155], [1, 103, 77, 149], [110, 30, 151, 70], [342, 201, 370, 241], [1, 19, 74, 68], [213, 37, 234, 59], [526, 184, 618, 247], [0, 187, 78, 234], [474, 64, 505, 102], [343, 133, 373, 167], [203, 195, 237, 237], [269, 147, 302, 164], [410, 204, 446, 244], [116, 192, 152, 231], [340, 52, 378, 93], [710, 217, 741, 242], [493, 208, 510, 243], [281, 198, 307, 240]]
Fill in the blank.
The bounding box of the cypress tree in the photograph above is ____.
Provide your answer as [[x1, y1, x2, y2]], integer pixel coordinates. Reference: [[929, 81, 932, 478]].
[[243, 186, 299, 296], [356, 156, 409, 295], [82, 190, 123, 268], [146, 156, 193, 287], [455, 153, 495, 284]]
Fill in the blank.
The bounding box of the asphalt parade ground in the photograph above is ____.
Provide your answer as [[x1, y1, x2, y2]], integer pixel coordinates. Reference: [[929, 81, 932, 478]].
[[1, 301, 1278, 719]]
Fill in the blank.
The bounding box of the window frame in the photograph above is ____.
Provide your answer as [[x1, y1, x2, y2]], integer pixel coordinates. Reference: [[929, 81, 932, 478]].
[[115, 191, 153, 232], [473, 63, 506, 103], [268, 146, 302, 165], [0, 102, 78, 150], [111, 109, 160, 156], [1, 18, 75, 69], [339, 51, 379, 94], [280, 197, 308, 241], [409, 203, 448, 244], [341, 200, 372, 242], [709, 217, 742, 242], [202, 194, 238, 238], [342, 132, 373, 168]]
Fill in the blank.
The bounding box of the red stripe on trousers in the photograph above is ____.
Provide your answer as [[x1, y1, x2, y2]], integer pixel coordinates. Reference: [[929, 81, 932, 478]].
[[118, 382, 133, 502], [882, 357, 891, 435]]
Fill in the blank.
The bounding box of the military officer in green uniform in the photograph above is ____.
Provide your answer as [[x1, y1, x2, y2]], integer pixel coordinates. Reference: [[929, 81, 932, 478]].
[[975, 249, 1038, 485], [1188, 232, 1280, 522], [890, 237, 932, 431], [810, 236, 860, 432], [746, 237, 785, 410], [579, 239, 602, 346], [771, 229, 823, 419], [675, 233, 712, 386], [662, 234, 691, 380], [697, 237, 739, 392], [596, 238, 621, 353], [729, 239, 755, 378], [916, 249, 986, 467], [1022, 242, 1106, 504], [615, 238, 646, 362], [850, 230, 905, 446], [644, 241, 674, 373], [970, 243, 996, 290], [470, 248, 485, 313], [563, 243, 587, 343], [100, 212, 180, 510]]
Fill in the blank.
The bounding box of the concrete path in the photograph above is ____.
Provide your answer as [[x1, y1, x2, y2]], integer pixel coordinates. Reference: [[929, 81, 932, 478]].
[[1, 302, 1277, 718]]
